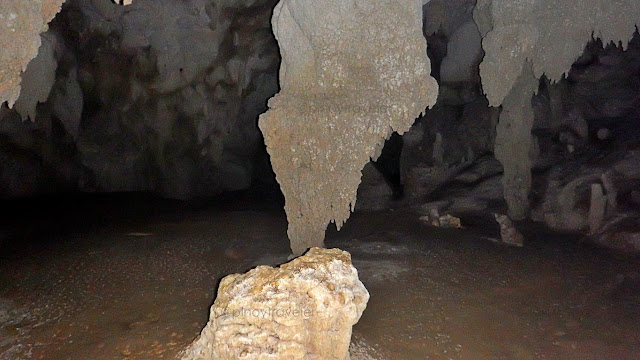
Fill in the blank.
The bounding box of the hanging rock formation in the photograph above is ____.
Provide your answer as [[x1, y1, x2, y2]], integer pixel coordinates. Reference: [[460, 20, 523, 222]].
[[259, 0, 438, 255], [475, 0, 640, 107], [180, 248, 369, 360], [493, 61, 537, 219], [0, 0, 66, 108], [474, 0, 640, 219]]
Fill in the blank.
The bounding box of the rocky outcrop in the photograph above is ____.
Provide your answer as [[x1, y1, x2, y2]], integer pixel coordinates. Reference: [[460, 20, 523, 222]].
[[523, 35, 640, 252], [259, 0, 438, 255], [180, 248, 369, 360], [400, 97, 499, 203]]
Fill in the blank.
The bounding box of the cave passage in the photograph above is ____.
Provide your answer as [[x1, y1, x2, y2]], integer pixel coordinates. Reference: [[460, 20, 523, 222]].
[[1, 0, 640, 359], [1, 194, 639, 359]]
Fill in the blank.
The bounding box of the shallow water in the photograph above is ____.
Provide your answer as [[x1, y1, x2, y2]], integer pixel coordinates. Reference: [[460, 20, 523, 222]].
[[1, 195, 639, 359]]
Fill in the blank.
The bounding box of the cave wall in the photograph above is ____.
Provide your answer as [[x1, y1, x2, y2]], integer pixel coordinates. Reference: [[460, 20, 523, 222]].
[[1, 0, 280, 199]]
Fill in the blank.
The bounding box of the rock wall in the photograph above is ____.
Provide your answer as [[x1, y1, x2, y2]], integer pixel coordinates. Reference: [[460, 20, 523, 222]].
[[259, 0, 438, 255], [180, 248, 369, 360]]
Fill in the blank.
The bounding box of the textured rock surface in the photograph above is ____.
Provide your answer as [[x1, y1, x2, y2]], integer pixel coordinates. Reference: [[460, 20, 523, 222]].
[[12, 32, 59, 121], [439, 21, 482, 83], [0, 0, 65, 108], [401, 98, 499, 202], [259, 0, 438, 255], [532, 151, 640, 234], [423, 0, 476, 38], [475, 0, 640, 107], [494, 62, 538, 220], [474, 0, 639, 219], [494, 213, 524, 247], [1, 0, 280, 199], [354, 163, 393, 212], [180, 247, 369, 360]]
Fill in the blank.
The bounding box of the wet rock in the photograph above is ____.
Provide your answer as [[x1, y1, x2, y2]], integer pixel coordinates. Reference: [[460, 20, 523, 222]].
[[588, 183, 606, 233], [419, 209, 462, 228], [180, 248, 369, 360], [493, 213, 524, 247]]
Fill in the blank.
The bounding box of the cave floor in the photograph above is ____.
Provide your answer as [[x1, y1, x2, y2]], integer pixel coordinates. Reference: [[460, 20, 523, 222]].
[[0, 195, 639, 360]]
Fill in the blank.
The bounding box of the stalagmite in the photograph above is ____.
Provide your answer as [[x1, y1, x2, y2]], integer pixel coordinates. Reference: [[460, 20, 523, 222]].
[[180, 248, 369, 360], [588, 183, 607, 233], [259, 0, 438, 255]]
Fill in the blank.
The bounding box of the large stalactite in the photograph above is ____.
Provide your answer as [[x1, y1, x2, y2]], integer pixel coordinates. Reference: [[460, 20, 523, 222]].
[[259, 0, 438, 255], [0, 0, 66, 108]]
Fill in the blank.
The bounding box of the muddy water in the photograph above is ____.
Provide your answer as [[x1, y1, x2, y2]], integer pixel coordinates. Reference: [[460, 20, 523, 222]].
[[0, 196, 639, 359]]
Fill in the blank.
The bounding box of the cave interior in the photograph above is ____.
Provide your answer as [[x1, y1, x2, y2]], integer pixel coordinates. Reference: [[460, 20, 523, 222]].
[[1, 0, 639, 359]]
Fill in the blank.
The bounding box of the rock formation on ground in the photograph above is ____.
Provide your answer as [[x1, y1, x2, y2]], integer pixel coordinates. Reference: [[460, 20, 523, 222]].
[[474, 0, 640, 220], [259, 0, 438, 255], [400, 3, 640, 252], [180, 247, 369, 360]]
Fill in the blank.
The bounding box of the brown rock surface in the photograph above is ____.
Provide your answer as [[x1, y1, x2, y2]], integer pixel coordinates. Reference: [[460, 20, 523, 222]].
[[0, 0, 65, 107], [259, 0, 438, 255], [180, 247, 369, 360]]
